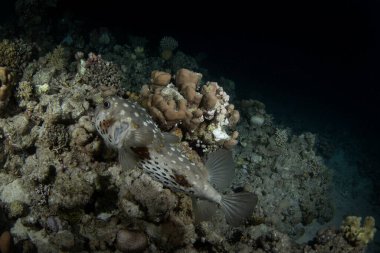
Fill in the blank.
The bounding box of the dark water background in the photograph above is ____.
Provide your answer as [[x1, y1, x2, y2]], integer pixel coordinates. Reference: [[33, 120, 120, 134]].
[[47, 0, 380, 176], [53, 0, 380, 134]]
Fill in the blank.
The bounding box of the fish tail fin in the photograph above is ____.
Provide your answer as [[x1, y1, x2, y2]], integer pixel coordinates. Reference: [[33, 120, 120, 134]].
[[220, 192, 257, 226]]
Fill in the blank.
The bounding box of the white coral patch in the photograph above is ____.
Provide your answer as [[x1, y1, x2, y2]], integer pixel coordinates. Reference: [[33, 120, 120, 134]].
[[0, 178, 31, 204], [36, 83, 49, 94], [212, 127, 230, 141]]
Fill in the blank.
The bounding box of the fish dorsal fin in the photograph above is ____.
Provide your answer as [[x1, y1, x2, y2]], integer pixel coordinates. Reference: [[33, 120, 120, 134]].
[[205, 149, 235, 191], [162, 132, 181, 143], [119, 147, 139, 170], [129, 127, 154, 147]]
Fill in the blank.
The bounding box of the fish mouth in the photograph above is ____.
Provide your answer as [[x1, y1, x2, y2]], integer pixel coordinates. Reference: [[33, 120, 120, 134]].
[[99, 118, 116, 134]]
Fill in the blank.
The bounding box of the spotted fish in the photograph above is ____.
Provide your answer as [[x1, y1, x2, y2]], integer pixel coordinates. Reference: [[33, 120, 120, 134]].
[[95, 96, 257, 226]]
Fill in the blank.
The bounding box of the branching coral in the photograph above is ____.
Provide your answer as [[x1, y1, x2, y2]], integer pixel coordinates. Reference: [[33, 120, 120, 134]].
[[341, 216, 376, 246], [0, 39, 34, 71], [43, 45, 68, 71], [77, 52, 125, 95], [140, 68, 240, 151]]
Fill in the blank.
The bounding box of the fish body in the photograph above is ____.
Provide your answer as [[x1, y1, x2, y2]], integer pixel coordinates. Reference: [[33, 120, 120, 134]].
[[95, 96, 257, 225]]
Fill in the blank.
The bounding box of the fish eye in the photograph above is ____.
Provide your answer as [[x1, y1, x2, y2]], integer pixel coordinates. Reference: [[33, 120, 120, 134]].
[[103, 100, 111, 109]]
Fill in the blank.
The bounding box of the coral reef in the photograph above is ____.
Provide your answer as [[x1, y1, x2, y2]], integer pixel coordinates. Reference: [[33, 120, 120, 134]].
[[234, 99, 334, 237], [303, 227, 368, 253], [0, 15, 376, 252], [141, 68, 240, 152]]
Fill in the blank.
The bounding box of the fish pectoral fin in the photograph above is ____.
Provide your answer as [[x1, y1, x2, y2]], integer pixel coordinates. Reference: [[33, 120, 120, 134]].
[[162, 132, 181, 143], [118, 147, 139, 170], [205, 149, 235, 191], [192, 198, 217, 223], [113, 122, 130, 145], [129, 127, 154, 147]]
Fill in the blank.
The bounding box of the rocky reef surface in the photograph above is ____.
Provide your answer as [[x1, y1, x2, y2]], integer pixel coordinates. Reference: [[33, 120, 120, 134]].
[[0, 2, 377, 252]]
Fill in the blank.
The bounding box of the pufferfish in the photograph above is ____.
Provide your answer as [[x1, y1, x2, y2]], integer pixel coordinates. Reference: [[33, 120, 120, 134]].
[[94, 96, 257, 226]]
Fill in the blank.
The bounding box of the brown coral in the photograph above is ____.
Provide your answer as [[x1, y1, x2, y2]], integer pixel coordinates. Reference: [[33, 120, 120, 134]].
[[0, 231, 12, 253], [140, 69, 240, 151], [176, 68, 203, 105], [151, 70, 172, 86], [0, 67, 14, 114]]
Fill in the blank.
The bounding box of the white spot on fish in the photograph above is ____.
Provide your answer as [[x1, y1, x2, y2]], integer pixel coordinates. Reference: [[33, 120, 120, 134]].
[[123, 103, 129, 107], [134, 112, 139, 117], [195, 174, 200, 179], [120, 110, 125, 116], [171, 160, 176, 164], [170, 147, 176, 151], [185, 165, 190, 170], [143, 122, 148, 126], [178, 157, 183, 161]]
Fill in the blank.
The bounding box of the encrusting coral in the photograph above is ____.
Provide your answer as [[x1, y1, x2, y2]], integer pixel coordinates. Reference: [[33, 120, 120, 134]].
[[140, 68, 240, 152]]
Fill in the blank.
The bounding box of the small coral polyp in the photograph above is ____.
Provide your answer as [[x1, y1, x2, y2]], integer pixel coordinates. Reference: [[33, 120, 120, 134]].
[[140, 68, 240, 152]]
